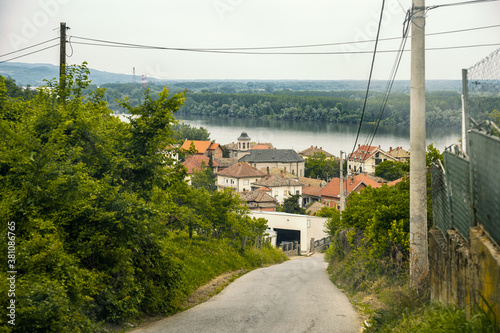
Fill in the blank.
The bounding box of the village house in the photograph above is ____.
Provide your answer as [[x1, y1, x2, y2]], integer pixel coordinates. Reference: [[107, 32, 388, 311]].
[[299, 146, 335, 159], [238, 191, 279, 212], [182, 155, 219, 186], [318, 173, 381, 209], [181, 139, 223, 159], [388, 146, 410, 162], [347, 144, 397, 175], [251, 172, 304, 206], [216, 162, 266, 192], [239, 149, 305, 177], [214, 157, 238, 172]]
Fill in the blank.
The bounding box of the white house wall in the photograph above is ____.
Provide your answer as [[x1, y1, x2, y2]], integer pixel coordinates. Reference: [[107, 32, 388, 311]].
[[249, 211, 328, 252]]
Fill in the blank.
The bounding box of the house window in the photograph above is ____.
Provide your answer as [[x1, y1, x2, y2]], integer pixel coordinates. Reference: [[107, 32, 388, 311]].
[[283, 190, 287, 196], [274, 191, 278, 197], [243, 179, 249, 185], [225, 178, 229, 184], [231, 179, 235, 185], [375, 159, 382, 165], [296, 190, 300, 194]]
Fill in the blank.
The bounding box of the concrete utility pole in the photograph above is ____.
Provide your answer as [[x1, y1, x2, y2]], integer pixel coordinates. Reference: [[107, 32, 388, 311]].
[[409, 0, 428, 286]]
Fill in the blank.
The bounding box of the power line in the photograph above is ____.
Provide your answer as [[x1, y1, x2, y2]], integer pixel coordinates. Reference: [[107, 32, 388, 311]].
[[0, 37, 59, 58], [0, 44, 59, 64], [68, 23, 500, 53], [364, 17, 411, 159], [69, 40, 500, 55], [349, 0, 386, 162], [428, 0, 500, 10]]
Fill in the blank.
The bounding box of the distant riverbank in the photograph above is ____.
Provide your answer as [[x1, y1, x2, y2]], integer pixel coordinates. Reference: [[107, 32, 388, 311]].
[[175, 114, 460, 156]]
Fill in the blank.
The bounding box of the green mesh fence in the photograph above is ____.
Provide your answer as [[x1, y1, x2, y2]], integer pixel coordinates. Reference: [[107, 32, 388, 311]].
[[431, 163, 452, 237], [466, 48, 500, 126], [443, 151, 472, 241], [469, 129, 500, 246]]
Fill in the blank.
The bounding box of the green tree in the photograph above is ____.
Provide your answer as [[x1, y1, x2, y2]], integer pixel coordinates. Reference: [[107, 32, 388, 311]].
[[375, 160, 407, 181], [172, 122, 210, 144], [191, 161, 217, 191], [280, 194, 306, 215], [304, 152, 338, 180], [316, 207, 341, 236]]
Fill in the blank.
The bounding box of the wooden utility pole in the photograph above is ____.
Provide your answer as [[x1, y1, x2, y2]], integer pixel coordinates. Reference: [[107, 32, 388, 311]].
[[339, 151, 345, 212], [409, 0, 428, 286], [59, 22, 67, 91]]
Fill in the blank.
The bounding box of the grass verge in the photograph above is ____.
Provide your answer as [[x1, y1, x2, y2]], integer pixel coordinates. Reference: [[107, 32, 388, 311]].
[[325, 245, 499, 332]]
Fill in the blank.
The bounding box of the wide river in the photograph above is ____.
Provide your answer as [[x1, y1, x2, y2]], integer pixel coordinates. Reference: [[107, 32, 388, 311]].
[[175, 113, 460, 156]]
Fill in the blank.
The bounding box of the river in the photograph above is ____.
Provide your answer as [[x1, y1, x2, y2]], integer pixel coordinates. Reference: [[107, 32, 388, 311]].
[[175, 113, 460, 156]]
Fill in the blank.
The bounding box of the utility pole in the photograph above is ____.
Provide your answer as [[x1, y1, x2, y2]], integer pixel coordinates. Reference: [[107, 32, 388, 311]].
[[59, 22, 67, 96], [339, 151, 345, 212], [409, 0, 428, 286]]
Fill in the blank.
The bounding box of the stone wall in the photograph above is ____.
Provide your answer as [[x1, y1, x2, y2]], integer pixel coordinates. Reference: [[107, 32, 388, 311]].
[[429, 226, 500, 328]]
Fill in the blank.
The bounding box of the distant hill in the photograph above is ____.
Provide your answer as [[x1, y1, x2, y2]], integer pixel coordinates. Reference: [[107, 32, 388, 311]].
[[0, 62, 150, 86], [0, 62, 462, 92]]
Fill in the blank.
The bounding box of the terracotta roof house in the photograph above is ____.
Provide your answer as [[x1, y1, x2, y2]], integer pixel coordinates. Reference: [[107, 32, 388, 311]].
[[181, 140, 223, 158], [262, 167, 298, 179], [347, 144, 397, 175], [302, 185, 323, 207], [388, 146, 410, 162], [238, 191, 279, 212], [216, 162, 266, 192], [251, 144, 273, 150], [239, 149, 305, 177], [299, 177, 326, 188], [299, 146, 335, 159], [319, 173, 381, 209], [182, 155, 219, 186], [251, 172, 304, 206]]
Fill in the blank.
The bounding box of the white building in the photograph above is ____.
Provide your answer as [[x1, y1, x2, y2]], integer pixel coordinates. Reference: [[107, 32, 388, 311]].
[[250, 211, 329, 253], [216, 162, 266, 192], [251, 172, 304, 206]]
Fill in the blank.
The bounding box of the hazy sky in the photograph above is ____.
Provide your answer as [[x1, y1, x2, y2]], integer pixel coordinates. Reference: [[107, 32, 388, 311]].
[[1, 0, 499, 80]]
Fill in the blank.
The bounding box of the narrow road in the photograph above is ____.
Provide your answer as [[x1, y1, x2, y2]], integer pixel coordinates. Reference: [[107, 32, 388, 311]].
[[133, 254, 360, 333]]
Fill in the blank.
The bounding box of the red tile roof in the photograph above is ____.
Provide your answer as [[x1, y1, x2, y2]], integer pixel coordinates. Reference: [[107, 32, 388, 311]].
[[319, 174, 381, 199], [302, 185, 323, 197], [182, 155, 219, 174], [251, 144, 273, 150], [348, 145, 378, 162], [299, 146, 334, 158], [217, 162, 266, 178]]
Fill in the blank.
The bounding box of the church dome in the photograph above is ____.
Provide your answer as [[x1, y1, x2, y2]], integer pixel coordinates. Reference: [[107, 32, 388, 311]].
[[238, 132, 251, 140]]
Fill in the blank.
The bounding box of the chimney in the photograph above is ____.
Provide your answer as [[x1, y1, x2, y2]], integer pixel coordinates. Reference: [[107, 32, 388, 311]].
[[390, 147, 392, 151], [266, 166, 270, 175]]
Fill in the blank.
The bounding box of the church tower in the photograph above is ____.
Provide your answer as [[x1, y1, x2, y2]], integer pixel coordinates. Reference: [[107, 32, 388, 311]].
[[237, 131, 251, 159]]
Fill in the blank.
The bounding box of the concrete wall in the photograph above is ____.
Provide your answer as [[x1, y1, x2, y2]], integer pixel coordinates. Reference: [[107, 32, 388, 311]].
[[429, 226, 500, 328], [250, 211, 328, 252]]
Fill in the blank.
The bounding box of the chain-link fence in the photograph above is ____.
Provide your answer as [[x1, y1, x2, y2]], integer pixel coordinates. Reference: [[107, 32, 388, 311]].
[[432, 48, 500, 246], [466, 48, 500, 127]]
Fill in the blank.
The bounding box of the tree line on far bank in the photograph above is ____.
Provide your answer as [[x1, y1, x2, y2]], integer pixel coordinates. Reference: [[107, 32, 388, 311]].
[[76, 82, 463, 128]]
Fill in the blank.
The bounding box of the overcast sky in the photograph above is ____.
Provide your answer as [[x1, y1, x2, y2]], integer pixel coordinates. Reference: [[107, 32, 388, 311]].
[[1, 0, 499, 80]]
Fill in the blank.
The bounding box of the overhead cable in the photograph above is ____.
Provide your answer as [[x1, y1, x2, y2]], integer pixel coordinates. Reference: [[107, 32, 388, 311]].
[[0, 37, 59, 58], [0, 44, 59, 64], [349, 0, 386, 161]]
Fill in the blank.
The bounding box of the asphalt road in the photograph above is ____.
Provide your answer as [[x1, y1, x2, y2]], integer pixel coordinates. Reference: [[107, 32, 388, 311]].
[[132, 253, 360, 333]]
